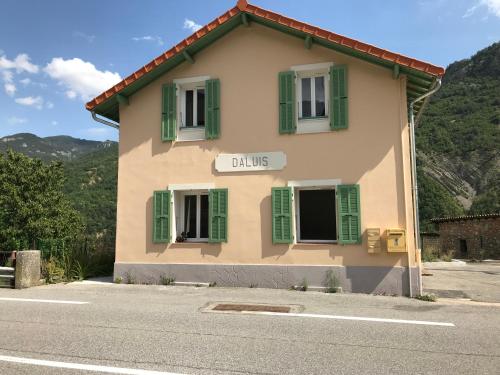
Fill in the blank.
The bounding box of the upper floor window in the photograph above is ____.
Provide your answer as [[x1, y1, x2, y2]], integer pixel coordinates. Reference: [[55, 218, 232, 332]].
[[172, 75, 212, 141], [299, 75, 327, 119], [279, 62, 347, 135], [182, 86, 205, 128], [292, 62, 332, 133]]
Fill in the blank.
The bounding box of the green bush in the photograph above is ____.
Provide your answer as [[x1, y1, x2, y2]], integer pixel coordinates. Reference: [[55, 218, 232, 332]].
[[42, 257, 66, 284], [324, 270, 340, 293]]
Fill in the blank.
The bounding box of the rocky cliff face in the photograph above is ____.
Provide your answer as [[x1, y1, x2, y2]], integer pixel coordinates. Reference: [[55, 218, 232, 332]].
[[417, 42, 500, 224]]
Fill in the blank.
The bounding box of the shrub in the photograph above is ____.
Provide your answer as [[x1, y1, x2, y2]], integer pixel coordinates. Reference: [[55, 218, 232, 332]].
[[42, 257, 66, 284], [415, 293, 437, 302], [324, 270, 340, 293], [440, 251, 453, 262], [124, 271, 136, 284], [114, 276, 123, 284], [160, 274, 175, 285], [299, 278, 308, 291]]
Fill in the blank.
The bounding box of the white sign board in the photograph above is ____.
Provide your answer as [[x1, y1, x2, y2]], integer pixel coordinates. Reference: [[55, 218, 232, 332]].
[[215, 152, 287, 172]]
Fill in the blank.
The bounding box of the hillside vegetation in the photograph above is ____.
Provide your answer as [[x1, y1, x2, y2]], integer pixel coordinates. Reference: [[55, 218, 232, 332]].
[[417, 42, 500, 230], [0, 133, 117, 246]]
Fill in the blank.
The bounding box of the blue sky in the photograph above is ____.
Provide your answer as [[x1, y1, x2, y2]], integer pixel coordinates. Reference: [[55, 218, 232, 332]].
[[0, 0, 499, 142]]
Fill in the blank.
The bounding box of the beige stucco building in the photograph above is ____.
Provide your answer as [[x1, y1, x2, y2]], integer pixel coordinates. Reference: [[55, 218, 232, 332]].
[[86, 0, 444, 295]]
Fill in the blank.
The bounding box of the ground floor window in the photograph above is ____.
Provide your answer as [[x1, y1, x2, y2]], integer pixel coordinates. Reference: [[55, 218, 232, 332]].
[[179, 192, 208, 241], [297, 188, 337, 242]]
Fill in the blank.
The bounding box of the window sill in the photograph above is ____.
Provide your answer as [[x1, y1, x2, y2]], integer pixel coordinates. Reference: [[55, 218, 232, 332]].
[[177, 127, 205, 142], [175, 240, 209, 244], [296, 118, 330, 134], [298, 116, 327, 121], [296, 240, 337, 244]]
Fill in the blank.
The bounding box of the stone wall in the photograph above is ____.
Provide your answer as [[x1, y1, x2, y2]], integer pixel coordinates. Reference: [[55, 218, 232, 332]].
[[437, 217, 500, 259]]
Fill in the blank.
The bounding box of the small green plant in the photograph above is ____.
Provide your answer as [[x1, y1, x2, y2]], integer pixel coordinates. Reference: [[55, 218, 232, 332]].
[[209, 281, 217, 287], [415, 293, 437, 302], [440, 251, 453, 262], [299, 278, 308, 291], [422, 251, 438, 262], [71, 261, 90, 281], [160, 274, 176, 285], [124, 271, 136, 284], [42, 257, 66, 284], [114, 276, 123, 284], [324, 269, 340, 293]]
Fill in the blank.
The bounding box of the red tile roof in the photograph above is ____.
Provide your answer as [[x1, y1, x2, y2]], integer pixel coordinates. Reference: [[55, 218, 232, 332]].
[[86, 0, 445, 112]]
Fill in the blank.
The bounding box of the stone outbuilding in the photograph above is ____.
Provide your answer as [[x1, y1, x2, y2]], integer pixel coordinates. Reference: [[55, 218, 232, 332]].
[[430, 213, 500, 259]]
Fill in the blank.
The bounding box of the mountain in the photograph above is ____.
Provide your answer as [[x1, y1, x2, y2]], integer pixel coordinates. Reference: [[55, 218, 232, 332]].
[[417, 42, 500, 229], [0, 133, 114, 161]]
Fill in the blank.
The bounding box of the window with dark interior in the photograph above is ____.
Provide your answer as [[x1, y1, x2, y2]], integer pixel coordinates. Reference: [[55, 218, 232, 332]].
[[297, 189, 336, 242], [182, 87, 205, 127], [182, 193, 208, 240]]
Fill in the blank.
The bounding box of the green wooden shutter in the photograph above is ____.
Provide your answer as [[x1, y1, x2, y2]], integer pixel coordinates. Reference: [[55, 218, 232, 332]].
[[205, 79, 220, 139], [330, 65, 348, 130], [337, 184, 361, 244], [272, 187, 293, 243], [153, 190, 171, 243], [209, 188, 227, 243], [278, 71, 296, 134], [162, 84, 176, 141]]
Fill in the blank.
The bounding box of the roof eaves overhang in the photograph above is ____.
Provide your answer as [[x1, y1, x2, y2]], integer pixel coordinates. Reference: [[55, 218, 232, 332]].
[[87, 0, 444, 123]]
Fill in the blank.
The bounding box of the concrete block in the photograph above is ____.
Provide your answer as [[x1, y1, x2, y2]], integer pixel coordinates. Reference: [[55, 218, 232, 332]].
[[15, 250, 41, 289]]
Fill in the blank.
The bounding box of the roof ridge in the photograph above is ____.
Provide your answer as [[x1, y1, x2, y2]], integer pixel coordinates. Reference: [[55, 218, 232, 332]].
[[86, 0, 445, 112]]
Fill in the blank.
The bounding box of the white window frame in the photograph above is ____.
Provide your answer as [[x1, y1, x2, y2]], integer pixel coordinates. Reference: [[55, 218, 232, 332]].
[[178, 191, 209, 242], [168, 183, 214, 242], [173, 76, 210, 142], [291, 62, 333, 134], [287, 179, 340, 244]]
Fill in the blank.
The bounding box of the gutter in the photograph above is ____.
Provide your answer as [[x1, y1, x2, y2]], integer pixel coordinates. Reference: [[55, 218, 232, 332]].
[[91, 111, 120, 129], [408, 78, 442, 297]]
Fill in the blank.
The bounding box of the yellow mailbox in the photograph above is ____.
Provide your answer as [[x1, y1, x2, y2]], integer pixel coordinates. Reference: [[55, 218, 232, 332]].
[[367, 228, 381, 253], [386, 229, 407, 252]]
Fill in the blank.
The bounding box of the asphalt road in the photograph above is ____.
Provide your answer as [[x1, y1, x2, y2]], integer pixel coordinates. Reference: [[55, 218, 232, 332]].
[[423, 261, 500, 302], [0, 282, 499, 374]]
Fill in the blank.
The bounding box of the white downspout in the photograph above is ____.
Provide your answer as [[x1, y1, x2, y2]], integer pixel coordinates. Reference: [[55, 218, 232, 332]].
[[91, 111, 120, 129], [408, 78, 442, 297]]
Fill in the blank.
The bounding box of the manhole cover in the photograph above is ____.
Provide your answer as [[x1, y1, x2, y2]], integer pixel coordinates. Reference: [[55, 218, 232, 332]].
[[202, 302, 304, 314], [213, 303, 291, 313]]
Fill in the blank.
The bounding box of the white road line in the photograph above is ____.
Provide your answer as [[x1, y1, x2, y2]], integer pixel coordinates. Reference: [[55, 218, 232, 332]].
[[0, 297, 88, 305], [0, 355, 186, 375], [247, 311, 455, 327]]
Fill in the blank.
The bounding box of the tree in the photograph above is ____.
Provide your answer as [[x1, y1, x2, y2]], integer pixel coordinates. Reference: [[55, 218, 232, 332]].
[[0, 150, 83, 251]]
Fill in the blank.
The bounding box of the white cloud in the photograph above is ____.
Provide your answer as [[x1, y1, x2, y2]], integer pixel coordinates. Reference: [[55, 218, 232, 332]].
[[51, 120, 58, 126], [183, 19, 202, 32], [132, 35, 164, 45], [2, 70, 13, 83], [46, 101, 54, 109], [15, 95, 44, 109], [73, 31, 96, 43], [4, 83, 16, 96], [7, 116, 27, 125], [20, 78, 31, 85], [464, 0, 500, 18], [0, 53, 39, 73], [44, 57, 122, 101], [66, 90, 77, 99]]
